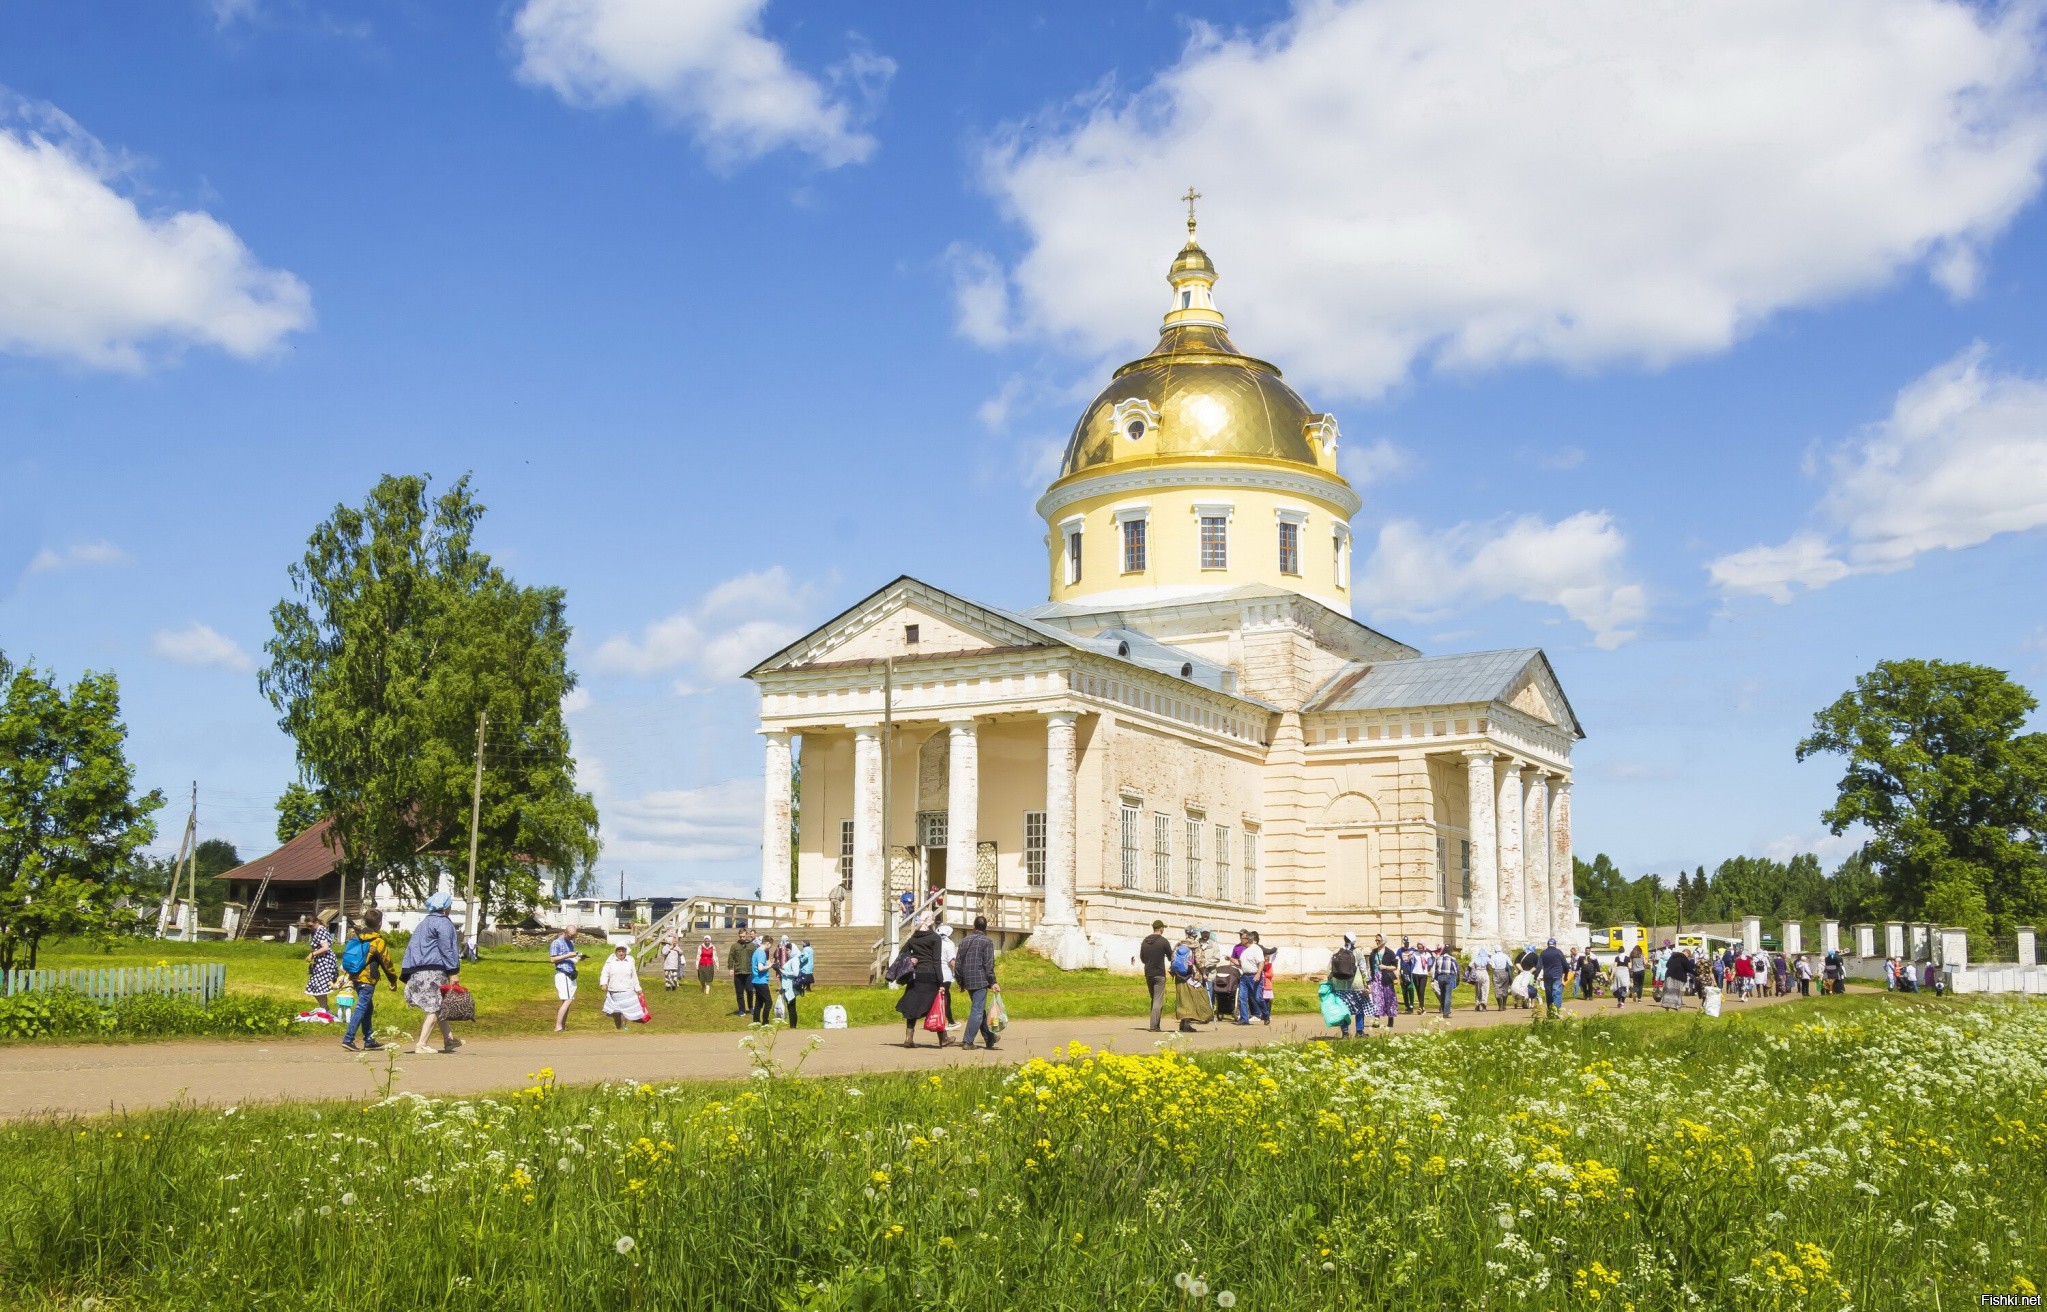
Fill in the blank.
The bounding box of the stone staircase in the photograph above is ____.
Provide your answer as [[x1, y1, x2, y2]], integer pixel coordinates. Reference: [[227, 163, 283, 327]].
[[654, 925, 884, 988]]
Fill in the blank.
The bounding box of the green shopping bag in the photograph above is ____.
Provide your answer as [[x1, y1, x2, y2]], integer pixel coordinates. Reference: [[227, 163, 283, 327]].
[[1317, 980, 1352, 1026]]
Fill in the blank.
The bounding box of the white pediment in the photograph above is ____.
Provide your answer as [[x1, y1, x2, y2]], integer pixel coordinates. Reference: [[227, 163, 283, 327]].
[[748, 578, 1061, 675]]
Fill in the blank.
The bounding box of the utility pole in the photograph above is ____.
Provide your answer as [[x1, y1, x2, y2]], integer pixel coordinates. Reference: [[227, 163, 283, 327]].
[[881, 656, 895, 952], [463, 711, 487, 956], [156, 783, 198, 940]]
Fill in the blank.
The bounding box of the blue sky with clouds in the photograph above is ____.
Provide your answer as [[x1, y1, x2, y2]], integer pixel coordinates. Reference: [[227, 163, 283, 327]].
[[3, 0, 2044, 897]]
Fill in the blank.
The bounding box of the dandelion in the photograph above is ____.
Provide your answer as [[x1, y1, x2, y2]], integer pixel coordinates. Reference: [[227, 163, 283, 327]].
[[1176, 1273, 1193, 1290], [339, 1192, 356, 1207], [317, 1205, 333, 1218], [1217, 1295, 1236, 1308], [1190, 1279, 1209, 1297], [614, 1236, 636, 1256]]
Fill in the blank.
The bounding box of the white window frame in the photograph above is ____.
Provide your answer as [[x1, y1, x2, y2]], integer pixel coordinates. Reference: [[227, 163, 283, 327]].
[[1193, 501, 1233, 571], [1214, 823, 1232, 902], [1275, 507, 1308, 578], [1243, 827, 1261, 905], [1152, 812, 1172, 894], [1114, 504, 1150, 575], [1333, 523, 1351, 590], [1185, 813, 1205, 898], [1024, 810, 1047, 888], [1119, 800, 1142, 890], [1060, 514, 1085, 586], [838, 818, 855, 890]]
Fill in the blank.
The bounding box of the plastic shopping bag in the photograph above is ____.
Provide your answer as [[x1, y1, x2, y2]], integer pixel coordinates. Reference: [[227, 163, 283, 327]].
[[923, 992, 948, 1033], [987, 991, 1009, 1033], [1701, 987, 1722, 1018], [822, 1003, 849, 1029], [634, 989, 652, 1024], [1317, 980, 1352, 1026]]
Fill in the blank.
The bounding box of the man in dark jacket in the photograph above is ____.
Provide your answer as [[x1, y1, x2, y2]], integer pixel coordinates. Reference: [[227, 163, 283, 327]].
[[957, 915, 1000, 1050], [1139, 920, 1171, 1031], [726, 931, 754, 1016], [1538, 938, 1569, 1020]]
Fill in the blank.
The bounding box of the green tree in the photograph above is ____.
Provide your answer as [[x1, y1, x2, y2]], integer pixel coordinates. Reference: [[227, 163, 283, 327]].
[[261, 474, 599, 923], [1573, 853, 1628, 926], [274, 781, 325, 843], [0, 652, 163, 970], [1798, 659, 2047, 940]]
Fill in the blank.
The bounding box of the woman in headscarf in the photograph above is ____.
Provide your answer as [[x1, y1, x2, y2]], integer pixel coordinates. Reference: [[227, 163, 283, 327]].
[[937, 923, 959, 1032], [778, 935, 802, 1027], [599, 944, 643, 1030], [399, 892, 462, 1054], [895, 914, 947, 1048], [302, 911, 339, 1018], [696, 936, 718, 994], [659, 935, 685, 991]]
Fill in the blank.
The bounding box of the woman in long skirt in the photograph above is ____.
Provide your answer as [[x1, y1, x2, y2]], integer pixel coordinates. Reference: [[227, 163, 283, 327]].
[[894, 916, 947, 1048], [599, 945, 643, 1031], [696, 936, 718, 994], [303, 913, 339, 1016]]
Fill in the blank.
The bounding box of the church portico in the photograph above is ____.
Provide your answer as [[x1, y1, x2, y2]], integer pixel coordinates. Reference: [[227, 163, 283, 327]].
[[746, 215, 1586, 969]]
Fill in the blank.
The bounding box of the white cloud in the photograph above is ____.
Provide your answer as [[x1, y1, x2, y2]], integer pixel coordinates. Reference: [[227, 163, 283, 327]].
[[0, 99, 311, 371], [1358, 510, 1647, 649], [590, 566, 817, 683], [1711, 345, 2047, 601], [150, 622, 255, 672], [511, 0, 892, 168], [944, 242, 1012, 348], [560, 686, 594, 714], [600, 776, 761, 864], [25, 540, 132, 575], [211, 0, 259, 27], [1338, 438, 1415, 488], [970, 0, 2047, 396], [1529, 446, 1587, 472]]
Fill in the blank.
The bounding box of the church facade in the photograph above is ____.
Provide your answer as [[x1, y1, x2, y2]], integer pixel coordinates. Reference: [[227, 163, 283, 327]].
[[747, 218, 1585, 970]]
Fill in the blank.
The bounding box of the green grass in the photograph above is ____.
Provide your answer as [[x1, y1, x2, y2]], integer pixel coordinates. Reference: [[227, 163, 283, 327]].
[[1, 993, 2037, 1310], [25, 937, 1325, 1041]]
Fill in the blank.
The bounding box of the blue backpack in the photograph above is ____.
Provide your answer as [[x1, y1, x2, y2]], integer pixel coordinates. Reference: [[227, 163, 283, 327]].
[[341, 933, 372, 975]]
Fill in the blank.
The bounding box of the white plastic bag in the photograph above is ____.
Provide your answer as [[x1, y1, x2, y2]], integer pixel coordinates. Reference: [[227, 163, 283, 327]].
[[822, 1003, 849, 1030], [1702, 986, 1723, 1018]]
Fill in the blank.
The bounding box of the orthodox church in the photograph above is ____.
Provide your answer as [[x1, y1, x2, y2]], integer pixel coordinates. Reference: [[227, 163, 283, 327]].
[[747, 213, 1584, 970]]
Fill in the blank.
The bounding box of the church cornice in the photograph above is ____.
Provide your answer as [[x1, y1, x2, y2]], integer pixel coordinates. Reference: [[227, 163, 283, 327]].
[[1035, 458, 1363, 522]]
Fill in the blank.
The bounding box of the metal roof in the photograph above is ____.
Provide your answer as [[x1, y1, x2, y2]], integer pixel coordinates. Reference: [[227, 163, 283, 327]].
[[1306, 648, 1574, 725]]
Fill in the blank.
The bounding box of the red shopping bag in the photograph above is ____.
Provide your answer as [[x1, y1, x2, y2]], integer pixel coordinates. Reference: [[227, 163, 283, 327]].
[[633, 990, 652, 1024], [923, 992, 947, 1033]]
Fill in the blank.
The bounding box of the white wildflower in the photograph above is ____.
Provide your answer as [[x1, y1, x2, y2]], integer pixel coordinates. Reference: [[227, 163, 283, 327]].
[[615, 1235, 636, 1255]]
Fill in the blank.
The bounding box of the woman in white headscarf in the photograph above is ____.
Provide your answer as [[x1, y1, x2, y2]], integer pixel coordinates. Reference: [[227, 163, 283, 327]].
[[938, 923, 959, 1031], [894, 914, 946, 1047], [599, 944, 644, 1030], [778, 934, 802, 1027]]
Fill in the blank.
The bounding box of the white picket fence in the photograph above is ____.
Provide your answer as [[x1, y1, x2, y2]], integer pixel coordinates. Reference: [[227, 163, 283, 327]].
[[2, 963, 226, 1007]]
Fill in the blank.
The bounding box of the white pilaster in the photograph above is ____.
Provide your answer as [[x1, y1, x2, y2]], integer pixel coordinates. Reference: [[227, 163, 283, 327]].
[[1783, 922, 1802, 955], [1523, 769, 1549, 942], [760, 730, 793, 902], [852, 726, 884, 926], [1042, 711, 1079, 927], [1496, 763, 1525, 945], [1742, 915, 1762, 954], [2018, 926, 2037, 968], [944, 718, 979, 894], [1885, 921, 1906, 959], [1463, 750, 1499, 946], [1820, 920, 1840, 956], [1548, 777, 1573, 941]]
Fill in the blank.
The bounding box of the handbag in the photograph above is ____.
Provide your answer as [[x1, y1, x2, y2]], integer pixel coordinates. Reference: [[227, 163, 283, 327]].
[[922, 992, 948, 1033], [634, 990, 652, 1024], [439, 981, 476, 1022]]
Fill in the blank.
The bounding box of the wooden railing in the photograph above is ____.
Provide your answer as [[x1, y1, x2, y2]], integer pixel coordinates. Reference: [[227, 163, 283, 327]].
[[877, 888, 1043, 976], [630, 898, 822, 963]]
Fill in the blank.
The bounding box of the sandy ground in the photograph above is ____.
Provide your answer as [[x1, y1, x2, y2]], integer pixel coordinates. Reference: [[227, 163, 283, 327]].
[[0, 989, 1805, 1119]]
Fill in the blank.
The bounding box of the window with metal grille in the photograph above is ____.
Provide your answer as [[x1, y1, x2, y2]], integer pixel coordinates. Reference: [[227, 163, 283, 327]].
[[1119, 802, 1141, 889], [1185, 815, 1204, 897], [917, 810, 947, 850], [1243, 827, 1261, 904], [1122, 517, 1148, 573], [1215, 824, 1231, 902], [838, 819, 855, 889], [1024, 810, 1046, 887], [1152, 812, 1171, 893], [1199, 515, 1228, 569], [1278, 520, 1300, 575], [1459, 839, 1472, 903], [1437, 836, 1450, 906]]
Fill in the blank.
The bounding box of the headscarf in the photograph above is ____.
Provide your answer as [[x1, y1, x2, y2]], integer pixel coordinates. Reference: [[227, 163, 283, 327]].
[[915, 912, 935, 932], [425, 891, 453, 913], [938, 924, 953, 939], [1342, 932, 1356, 947], [780, 935, 792, 947]]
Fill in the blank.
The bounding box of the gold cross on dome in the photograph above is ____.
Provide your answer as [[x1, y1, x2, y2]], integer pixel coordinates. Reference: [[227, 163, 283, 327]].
[[1182, 186, 1202, 231]]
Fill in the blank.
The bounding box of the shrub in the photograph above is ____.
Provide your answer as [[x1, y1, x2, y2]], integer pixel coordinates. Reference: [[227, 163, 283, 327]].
[[109, 991, 213, 1034], [0, 988, 295, 1040], [0, 988, 115, 1039], [199, 993, 296, 1035]]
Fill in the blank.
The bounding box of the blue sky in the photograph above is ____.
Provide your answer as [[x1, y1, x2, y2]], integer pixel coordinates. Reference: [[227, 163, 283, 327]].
[[2, 0, 2044, 898]]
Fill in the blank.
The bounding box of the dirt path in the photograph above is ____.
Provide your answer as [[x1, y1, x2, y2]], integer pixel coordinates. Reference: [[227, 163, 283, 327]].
[[0, 990, 1807, 1120]]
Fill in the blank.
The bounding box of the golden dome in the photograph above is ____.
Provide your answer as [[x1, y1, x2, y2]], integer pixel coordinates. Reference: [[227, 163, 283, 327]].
[[1055, 233, 1342, 480]]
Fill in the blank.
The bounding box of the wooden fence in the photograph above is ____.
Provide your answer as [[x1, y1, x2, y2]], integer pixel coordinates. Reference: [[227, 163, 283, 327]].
[[1, 963, 226, 1007]]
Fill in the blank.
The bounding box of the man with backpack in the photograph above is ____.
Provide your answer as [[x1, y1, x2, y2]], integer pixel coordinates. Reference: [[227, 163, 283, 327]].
[[339, 908, 397, 1052], [1328, 934, 1362, 1038]]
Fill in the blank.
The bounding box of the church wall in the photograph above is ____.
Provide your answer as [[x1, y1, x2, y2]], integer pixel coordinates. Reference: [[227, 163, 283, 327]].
[[976, 718, 1049, 895], [794, 731, 851, 904]]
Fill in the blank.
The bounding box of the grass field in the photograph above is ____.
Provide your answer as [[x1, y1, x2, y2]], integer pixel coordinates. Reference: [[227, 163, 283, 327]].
[[1, 993, 2035, 1310], [27, 936, 1324, 1041]]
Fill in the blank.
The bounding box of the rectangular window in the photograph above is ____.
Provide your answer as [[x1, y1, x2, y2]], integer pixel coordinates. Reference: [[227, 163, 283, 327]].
[[1024, 810, 1047, 888], [1459, 839, 1472, 903], [903, 623, 920, 645], [1185, 815, 1204, 897], [1243, 828, 1261, 904], [1119, 802, 1141, 889], [1334, 529, 1350, 589], [1152, 812, 1171, 894], [838, 819, 855, 890], [1066, 528, 1083, 584], [1278, 520, 1300, 576], [1436, 836, 1450, 907], [1214, 824, 1232, 902], [1122, 517, 1148, 573], [1199, 515, 1229, 569], [917, 810, 947, 850]]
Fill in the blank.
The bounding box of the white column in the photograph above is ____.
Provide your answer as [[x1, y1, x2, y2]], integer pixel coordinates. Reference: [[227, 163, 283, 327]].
[[1853, 923, 1876, 958], [1042, 711, 1079, 927], [1523, 770, 1549, 941], [1742, 915, 1762, 954], [760, 730, 793, 902], [1820, 920, 1840, 955], [2018, 926, 2037, 968], [1549, 777, 1573, 942], [1463, 750, 1499, 946], [1496, 763, 1524, 945], [944, 718, 979, 895], [1885, 922, 1906, 959], [1783, 922, 1802, 955], [852, 726, 884, 926]]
